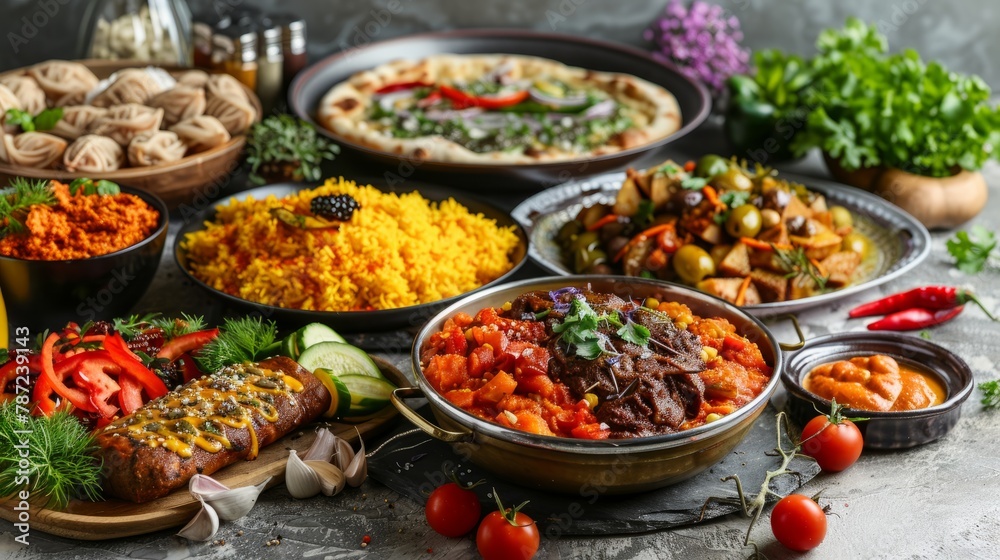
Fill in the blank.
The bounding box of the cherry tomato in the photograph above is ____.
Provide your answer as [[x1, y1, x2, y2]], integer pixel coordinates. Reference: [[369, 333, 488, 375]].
[[800, 400, 864, 472], [425, 482, 481, 537], [770, 494, 827, 552], [476, 492, 539, 560]]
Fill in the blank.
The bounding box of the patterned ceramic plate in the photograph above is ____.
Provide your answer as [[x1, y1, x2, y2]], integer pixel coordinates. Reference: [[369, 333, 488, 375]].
[[511, 171, 931, 317]]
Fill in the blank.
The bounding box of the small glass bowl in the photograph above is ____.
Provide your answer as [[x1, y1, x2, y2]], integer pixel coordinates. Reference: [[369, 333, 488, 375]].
[[781, 332, 973, 449]]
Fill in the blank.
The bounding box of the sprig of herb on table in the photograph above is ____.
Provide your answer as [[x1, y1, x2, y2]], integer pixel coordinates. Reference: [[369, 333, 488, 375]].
[[4, 107, 63, 132], [947, 225, 996, 274], [0, 177, 54, 238], [980, 380, 1000, 409], [551, 297, 651, 360], [0, 403, 102, 509], [246, 115, 340, 185], [196, 316, 278, 372]]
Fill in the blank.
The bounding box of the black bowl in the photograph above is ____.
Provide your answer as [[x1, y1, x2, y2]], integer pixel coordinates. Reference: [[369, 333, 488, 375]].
[[0, 187, 168, 339], [173, 182, 528, 332], [781, 332, 974, 449], [289, 29, 710, 188]]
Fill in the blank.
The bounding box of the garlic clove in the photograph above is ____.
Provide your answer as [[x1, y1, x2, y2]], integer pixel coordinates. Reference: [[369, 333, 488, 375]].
[[305, 460, 346, 496], [189, 473, 230, 495], [177, 497, 219, 542], [204, 477, 271, 521], [301, 427, 338, 463], [333, 436, 355, 472], [344, 439, 367, 487], [285, 449, 321, 499]]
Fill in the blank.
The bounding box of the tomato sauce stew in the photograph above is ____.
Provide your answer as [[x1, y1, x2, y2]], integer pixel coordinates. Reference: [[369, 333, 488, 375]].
[[420, 288, 773, 440]]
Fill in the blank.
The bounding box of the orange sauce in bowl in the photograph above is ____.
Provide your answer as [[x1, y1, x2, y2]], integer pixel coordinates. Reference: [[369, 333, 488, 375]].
[[804, 355, 946, 412]]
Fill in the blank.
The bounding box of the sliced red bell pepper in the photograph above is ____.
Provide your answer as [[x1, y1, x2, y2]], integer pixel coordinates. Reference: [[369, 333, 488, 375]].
[[70, 353, 122, 418], [440, 85, 529, 110], [375, 81, 433, 94], [117, 374, 144, 416], [416, 91, 443, 108], [178, 354, 203, 384], [155, 328, 219, 362], [104, 333, 168, 400], [39, 333, 97, 414]]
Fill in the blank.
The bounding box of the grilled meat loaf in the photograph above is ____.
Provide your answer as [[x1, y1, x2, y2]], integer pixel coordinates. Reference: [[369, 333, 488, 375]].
[[95, 356, 331, 503]]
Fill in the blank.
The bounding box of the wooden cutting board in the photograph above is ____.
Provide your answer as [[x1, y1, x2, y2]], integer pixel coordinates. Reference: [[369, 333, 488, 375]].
[[0, 358, 409, 541]]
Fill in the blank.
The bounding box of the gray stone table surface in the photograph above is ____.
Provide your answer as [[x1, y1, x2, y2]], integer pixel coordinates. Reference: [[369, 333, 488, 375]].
[[1, 122, 998, 559]]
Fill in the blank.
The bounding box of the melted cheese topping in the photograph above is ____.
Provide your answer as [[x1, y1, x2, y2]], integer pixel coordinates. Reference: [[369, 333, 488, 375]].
[[100, 363, 305, 459]]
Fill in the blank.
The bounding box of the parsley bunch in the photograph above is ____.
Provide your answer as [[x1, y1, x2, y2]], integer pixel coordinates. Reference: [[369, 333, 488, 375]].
[[246, 115, 340, 185], [791, 18, 1000, 177]]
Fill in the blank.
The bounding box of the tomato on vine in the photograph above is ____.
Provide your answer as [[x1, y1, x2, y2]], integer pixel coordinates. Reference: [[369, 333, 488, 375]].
[[425, 476, 483, 537], [770, 493, 827, 551], [476, 489, 540, 560], [800, 399, 865, 472]]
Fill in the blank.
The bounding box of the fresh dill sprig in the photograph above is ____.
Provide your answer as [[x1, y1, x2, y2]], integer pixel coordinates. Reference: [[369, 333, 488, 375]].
[[774, 245, 829, 290], [150, 313, 207, 339], [112, 313, 161, 339], [0, 403, 102, 509], [195, 316, 278, 372], [0, 178, 55, 238]]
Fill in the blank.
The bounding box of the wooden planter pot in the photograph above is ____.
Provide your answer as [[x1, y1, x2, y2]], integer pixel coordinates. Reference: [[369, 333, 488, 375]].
[[823, 153, 989, 230]]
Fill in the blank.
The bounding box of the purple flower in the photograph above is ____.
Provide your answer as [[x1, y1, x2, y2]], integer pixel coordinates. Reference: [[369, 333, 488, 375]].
[[645, 0, 750, 98]]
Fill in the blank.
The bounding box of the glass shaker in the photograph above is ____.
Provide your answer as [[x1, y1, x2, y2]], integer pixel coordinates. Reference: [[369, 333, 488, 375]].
[[80, 0, 192, 66]]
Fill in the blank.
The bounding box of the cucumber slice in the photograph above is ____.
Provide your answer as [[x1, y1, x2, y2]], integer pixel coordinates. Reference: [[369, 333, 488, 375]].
[[313, 368, 353, 418], [295, 323, 346, 353], [259, 340, 282, 359], [338, 374, 397, 417], [281, 335, 299, 359], [296, 342, 381, 379]]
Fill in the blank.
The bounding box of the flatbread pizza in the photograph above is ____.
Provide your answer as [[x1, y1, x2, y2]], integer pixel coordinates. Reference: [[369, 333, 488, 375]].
[[318, 54, 682, 164]]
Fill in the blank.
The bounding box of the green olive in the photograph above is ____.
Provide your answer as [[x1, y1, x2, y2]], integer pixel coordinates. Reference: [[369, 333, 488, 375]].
[[726, 205, 763, 238], [694, 155, 730, 178], [575, 248, 608, 274], [711, 167, 754, 192], [570, 230, 599, 252], [673, 245, 716, 284], [842, 232, 874, 260], [556, 220, 583, 246], [830, 205, 853, 229]]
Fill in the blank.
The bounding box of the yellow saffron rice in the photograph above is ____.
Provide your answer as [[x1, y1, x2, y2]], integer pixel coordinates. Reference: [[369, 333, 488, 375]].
[[181, 178, 520, 312]]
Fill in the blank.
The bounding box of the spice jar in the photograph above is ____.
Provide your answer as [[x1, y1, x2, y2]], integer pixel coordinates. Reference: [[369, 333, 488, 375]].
[[272, 14, 307, 93], [212, 24, 258, 91], [256, 18, 283, 114], [81, 0, 192, 65]]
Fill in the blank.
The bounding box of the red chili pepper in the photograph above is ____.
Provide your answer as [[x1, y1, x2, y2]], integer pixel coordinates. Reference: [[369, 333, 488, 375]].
[[374, 81, 433, 94], [117, 374, 144, 416], [850, 286, 997, 321], [155, 328, 219, 362], [439, 85, 529, 110], [178, 354, 203, 384], [866, 306, 965, 331], [70, 353, 123, 418], [39, 333, 96, 414]]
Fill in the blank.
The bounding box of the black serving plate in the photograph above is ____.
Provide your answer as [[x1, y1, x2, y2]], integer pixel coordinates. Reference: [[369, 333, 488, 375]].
[[173, 182, 528, 332], [289, 29, 710, 187], [0, 186, 168, 338], [782, 332, 974, 449]]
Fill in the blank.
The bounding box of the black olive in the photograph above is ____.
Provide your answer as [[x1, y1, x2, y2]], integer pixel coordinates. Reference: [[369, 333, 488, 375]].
[[786, 215, 817, 236], [668, 189, 704, 213], [762, 189, 791, 212], [598, 219, 626, 243], [605, 236, 630, 259]]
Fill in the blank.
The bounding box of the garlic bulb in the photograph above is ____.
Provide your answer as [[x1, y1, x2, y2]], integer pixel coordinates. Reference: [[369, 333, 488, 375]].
[[285, 432, 367, 498], [177, 496, 219, 542], [305, 460, 346, 496]]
